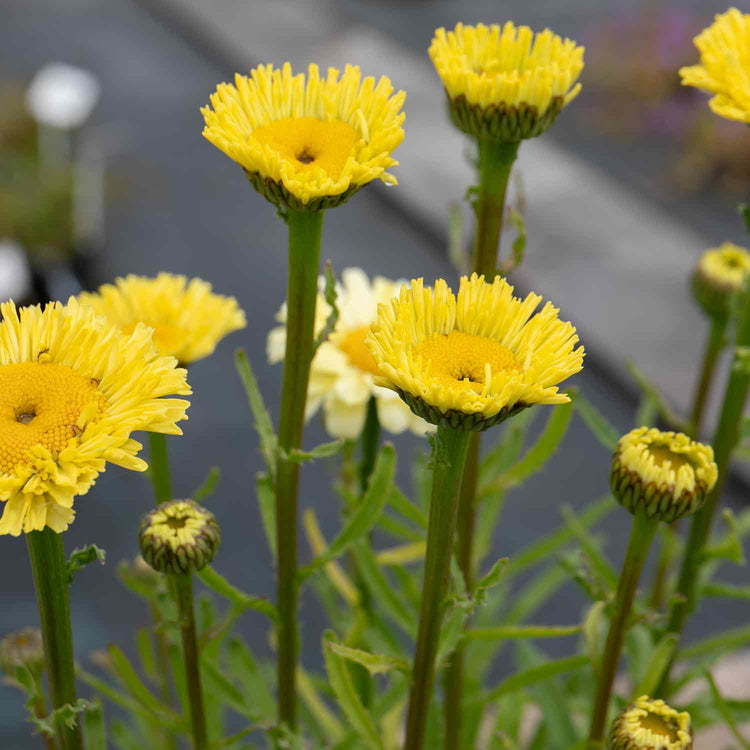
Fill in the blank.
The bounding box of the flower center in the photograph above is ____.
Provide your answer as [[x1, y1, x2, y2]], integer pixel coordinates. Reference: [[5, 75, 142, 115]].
[[648, 445, 696, 472], [166, 515, 187, 530], [338, 326, 381, 375], [252, 117, 360, 180], [414, 331, 522, 392], [639, 711, 680, 742], [0, 362, 106, 474]]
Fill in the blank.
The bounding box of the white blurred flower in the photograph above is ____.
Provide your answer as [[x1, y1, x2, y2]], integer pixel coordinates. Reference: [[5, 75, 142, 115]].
[[0, 241, 32, 303], [26, 63, 100, 129], [268, 268, 432, 439]]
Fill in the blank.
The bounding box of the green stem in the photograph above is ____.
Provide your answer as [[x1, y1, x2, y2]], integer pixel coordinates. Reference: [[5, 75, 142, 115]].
[[32, 670, 56, 750], [689, 315, 728, 437], [149, 432, 172, 504], [151, 602, 177, 750], [358, 396, 380, 494], [656, 292, 750, 696], [26, 528, 83, 750], [587, 513, 658, 745], [444, 137, 518, 750], [276, 208, 324, 730], [404, 426, 472, 750], [172, 574, 207, 750]]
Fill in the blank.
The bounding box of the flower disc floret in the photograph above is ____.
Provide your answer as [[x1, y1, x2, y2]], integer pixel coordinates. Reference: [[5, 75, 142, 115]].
[[692, 242, 750, 319], [79, 273, 246, 366], [201, 63, 405, 210], [0, 299, 190, 536], [139, 499, 220, 575], [609, 696, 692, 750], [679, 8, 750, 124], [429, 22, 584, 141], [611, 428, 717, 522], [268, 268, 430, 438], [366, 274, 584, 431]]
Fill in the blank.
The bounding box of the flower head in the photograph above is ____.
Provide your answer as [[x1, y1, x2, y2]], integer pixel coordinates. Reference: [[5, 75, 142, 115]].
[[0, 299, 190, 536], [366, 274, 583, 431], [268, 268, 430, 439], [692, 242, 750, 319], [609, 696, 692, 750], [680, 8, 750, 124], [611, 428, 718, 522], [0, 628, 44, 676], [201, 63, 405, 211], [429, 22, 584, 141], [79, 274, 246, 366], [139, 499, 220, 575]]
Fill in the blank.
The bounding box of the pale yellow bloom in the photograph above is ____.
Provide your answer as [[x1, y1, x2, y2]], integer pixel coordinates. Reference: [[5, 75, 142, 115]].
[[680, 8, 750, 124], [201, 63, 405, 210], [366, 274, 583, 431], [268, 268, 430, 439], [0, 299, 190, 535], [79, 273, 246, 366], [609, 696, 692, 750]]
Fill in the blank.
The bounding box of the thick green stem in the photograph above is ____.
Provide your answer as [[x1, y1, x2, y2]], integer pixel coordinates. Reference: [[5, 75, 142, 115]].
[[587, 513, 658, 745], [656, 292, 750, 696], [276, 208, 324, 730], [404, 426, 472, 750], [358, 396, 380, 494], [689, 315, 728, 437], [172, 574, 207, 750], [149, 432, 172, 504], [26, 528, 83, 750], [444, 137, 518, 750]]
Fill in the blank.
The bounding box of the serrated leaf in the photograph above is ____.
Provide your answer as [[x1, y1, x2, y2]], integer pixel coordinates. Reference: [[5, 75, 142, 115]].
[[193, 466, 220, 503], [574, 392, 619, 452], [287, 440, 344, 463], [327, 641, 409, 676], [67, 544, 106, 582], [312, 261, 339, 354], [323, 631, 383, 749], [236, 349, 278, 478], [299, 444, 396, 581]]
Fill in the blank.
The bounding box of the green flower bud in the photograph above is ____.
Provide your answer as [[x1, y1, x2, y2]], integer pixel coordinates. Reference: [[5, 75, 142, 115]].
[[139, 499, 220, 575], [692, 242, 750, 320], [609, 696, 692, 749]]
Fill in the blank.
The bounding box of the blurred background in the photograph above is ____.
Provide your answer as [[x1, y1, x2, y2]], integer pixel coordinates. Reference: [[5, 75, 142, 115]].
[[2, 0, 749, 745]]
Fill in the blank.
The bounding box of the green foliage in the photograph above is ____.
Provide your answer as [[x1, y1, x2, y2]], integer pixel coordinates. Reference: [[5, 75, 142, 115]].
[[313, 261, 340, 353], [66, 545, 106, 582]]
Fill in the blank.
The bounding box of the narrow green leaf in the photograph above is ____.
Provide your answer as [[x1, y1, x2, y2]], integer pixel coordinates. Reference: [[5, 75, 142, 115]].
[[504, 565, 570, 626], [297, 667, 345, 742], [387, 485, 428, 529], [198, 565, 278, 622], [574, 392, 619, 452], [680, 625, 750, 663], [67, 544, 106, 582], [474, 558, 509, 606], [480, 408, 535, 480], [740, 202, 750, 234], [702, 509, 746, 565], [236, 349, 278, 477], [634, 394, 659, 429], [299, 443, 396, 581], [287, 440, 344, 463], [202, 657, 255, 720], [327, 641, 409, 676], [193, 466, 221, 503], [705, 669, 750, 749], [323, 631, 383, 749], [134, 628, 156, 684], [83, 700, 107, 750], [702, 582, 750, 600], [256, 472, 277, 562], [632, 633, 678, 699], [377, 511, 425, 542], [583, 601, 607, 678], [477, 655, 590, 705], [559, 505, 618, 590], [626, 361, 690, 433], [227, 639, 275, 722], [464, 624, 582, 641], [624, 624, 653, 690], [312, 261, 339, 353]]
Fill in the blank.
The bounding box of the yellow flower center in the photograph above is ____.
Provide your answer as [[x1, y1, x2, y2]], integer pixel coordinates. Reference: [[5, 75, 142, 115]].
[[252, 117, 360, 180], [414, 331, 522, 392], [639, 711, 680, 742], [122, 322, 186, 357], [339, 326, 381, 375], [0, 362, 106, 474], [648, 445, 696, 472]]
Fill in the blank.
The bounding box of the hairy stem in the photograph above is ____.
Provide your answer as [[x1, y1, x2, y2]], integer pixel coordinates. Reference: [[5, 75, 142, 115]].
[[689, 315, 728, 437]]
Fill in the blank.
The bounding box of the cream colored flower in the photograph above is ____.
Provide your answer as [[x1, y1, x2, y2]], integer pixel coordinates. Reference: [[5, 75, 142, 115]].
[[268, 268, 431, 439]]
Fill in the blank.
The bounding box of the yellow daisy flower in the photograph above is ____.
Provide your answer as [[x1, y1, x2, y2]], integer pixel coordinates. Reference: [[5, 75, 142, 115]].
[[268, 268, 430, 439], [429, 22, 584, 141], [692, 242, 750, 318], [609, 696, 692, 750], [680, 8, 750, 124], [366, 274, 584, 431], [0, 299, 190, 536], [201, 63, 405, 211], [610, 427, 718, 522], [78, 273, 246, 366]]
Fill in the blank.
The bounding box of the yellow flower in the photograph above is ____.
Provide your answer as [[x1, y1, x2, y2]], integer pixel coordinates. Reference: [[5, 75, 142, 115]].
[[692, 242, 750, 318], [201, 63, 405, 211], [268, 268, 430, 439], [680, 8, 750, 124], [611, 428, 718, 522], [366, 274, 584, 431], [0, 299, 190, 536], [139, 499, 220, 575], [429, 22, 584, 141], [609, 696, 692, 750], [78, 274, 246, 366]]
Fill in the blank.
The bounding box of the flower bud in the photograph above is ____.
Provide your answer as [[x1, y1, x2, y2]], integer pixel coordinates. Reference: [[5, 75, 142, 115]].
[[691, 242, 750, 320], [609, 696, 692, 749], [0, 628, 44, 676], [611, 427, 717, 522], [139, 499, 220, 575]]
